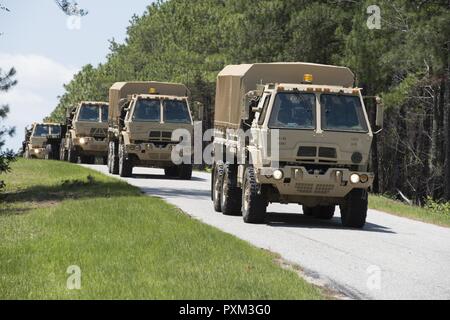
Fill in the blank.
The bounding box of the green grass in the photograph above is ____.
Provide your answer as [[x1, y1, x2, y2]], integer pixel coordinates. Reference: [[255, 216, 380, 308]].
[[0, 159, 322, 300], [369, 194, 450, 227]]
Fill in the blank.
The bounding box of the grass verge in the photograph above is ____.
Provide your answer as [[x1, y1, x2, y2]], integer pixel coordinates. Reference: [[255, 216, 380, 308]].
[[369, 194, 449, 227], [0, 159, 322, 299]]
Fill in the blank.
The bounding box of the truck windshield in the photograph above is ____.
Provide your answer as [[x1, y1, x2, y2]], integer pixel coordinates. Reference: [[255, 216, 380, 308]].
[[101, 105, 108, 123], [50, 126, 61, 135], [33, 125, 50, 137], [163, 100, 191, 124], [320, 94, 368, 132], [269, 92, 315, 129], [78, 105, 100, 122], [132, 99, 160, 122]]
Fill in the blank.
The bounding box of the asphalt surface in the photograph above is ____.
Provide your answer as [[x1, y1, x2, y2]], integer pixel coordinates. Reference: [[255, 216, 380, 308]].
[[84, 165, 450, 300]]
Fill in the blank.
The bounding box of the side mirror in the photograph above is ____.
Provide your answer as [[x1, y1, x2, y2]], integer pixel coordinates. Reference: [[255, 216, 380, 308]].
[[375, 96, 384, 128]]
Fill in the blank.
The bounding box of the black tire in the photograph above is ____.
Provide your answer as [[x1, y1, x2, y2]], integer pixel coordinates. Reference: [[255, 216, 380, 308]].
[[178, 164, 192, 180], [340, 189, 368, 228], [108, 141, 119, 174], [68, 142, 78, 163], [221, 164, 242, 216], [212, 162, 224, 212], [80, 156, 95, 164], [302, 206, 314, 216], [242, 166, 267, 224], [102, 157, 108, 165], [45, 145, 51, 160], [164, 166, 177, 177], [60, 140, 68, 161], [118, 143, 133, 177]]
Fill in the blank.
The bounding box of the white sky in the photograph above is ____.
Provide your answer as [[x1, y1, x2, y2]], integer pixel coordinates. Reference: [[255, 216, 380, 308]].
[[0, 0, 153, 151]]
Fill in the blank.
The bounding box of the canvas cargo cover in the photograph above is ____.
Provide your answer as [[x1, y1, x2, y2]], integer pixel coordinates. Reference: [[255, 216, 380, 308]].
[[214, 62, 355, 128], [109, 81, 190, 122]]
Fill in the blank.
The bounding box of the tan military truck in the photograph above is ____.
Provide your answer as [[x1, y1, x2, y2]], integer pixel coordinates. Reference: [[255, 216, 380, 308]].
[[107, 82, 194, 178], [23, 122, 65, 160], [60, 101, 109, 164], [211, 63, 383, 228]]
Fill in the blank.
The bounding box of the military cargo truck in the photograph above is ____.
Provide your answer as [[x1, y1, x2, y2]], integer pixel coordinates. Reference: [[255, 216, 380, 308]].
[[107, 82, 194, 178], [23, 123, 65, 160], [211, 63, 383, 228], [60, 101, 109, 164]]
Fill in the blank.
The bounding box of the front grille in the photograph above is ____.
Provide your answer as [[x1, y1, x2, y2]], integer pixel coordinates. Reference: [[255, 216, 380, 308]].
[[314, 184, 334, 194], [297, 146, 317, 157], [89, 128, 107, 138], [295, 183, 314, 193], [318, 147, 337, 158], [149, 131, 173, 140]]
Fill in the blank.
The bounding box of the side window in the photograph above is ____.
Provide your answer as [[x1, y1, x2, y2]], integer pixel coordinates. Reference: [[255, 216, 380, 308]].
[[258, 94, 272, 125]]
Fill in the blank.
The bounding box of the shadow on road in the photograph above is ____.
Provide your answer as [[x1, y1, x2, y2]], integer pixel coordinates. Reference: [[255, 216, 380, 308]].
[[266, 212, 395, 233], [139, 186, 210, 200], [132, 173, 207, 182]]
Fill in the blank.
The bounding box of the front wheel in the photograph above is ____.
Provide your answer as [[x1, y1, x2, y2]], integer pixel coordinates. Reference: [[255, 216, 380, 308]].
[[340, 189, 368, 228], [108, 141, 119, 174], [242, 166, 267, 224], [68, 142, 78, 163], [212, 162, 224, 212], [118, 143, 133, 177]]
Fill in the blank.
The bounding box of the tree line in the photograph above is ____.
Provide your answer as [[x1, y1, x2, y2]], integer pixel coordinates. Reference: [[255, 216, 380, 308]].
[[48, 0, 450, 204]]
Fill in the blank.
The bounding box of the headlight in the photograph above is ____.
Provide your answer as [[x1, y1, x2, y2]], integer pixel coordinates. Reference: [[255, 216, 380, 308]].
[[350, 173, 360, 184], [34, 148, 40, 154], [360, 174, 369, 183], [79, 138, 86, 144], [273, 169, 284, 180]]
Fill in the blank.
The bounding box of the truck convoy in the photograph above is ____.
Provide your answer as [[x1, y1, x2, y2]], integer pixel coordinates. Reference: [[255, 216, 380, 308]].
[[60, 101, 109, 164], [211, 63, 383, 228], [107, 82, 194, 179], [23, 122, 65, 160]]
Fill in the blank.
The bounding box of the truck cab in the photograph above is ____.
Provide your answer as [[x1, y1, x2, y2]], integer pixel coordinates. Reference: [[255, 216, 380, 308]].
[[24, 123, 64, 159], [212, 63, 383, 228], [107, 82, 194, 178], [60, 101, 109, 164]]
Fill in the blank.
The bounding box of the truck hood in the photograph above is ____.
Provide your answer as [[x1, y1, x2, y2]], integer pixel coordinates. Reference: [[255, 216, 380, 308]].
[[126, 122, 194, 142], [274, 129, 373, 166], [73, 121, 108, 138]]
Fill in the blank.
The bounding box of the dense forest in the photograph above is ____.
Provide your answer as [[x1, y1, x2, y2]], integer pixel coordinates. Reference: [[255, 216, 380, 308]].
[[48, 0, 450, 204]]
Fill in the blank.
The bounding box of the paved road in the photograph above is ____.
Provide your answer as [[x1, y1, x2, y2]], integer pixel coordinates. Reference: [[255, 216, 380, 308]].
[[85, 165, 450, 300]]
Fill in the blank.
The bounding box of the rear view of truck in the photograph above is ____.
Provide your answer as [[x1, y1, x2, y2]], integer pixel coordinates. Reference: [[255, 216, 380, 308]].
[[211, 63, 383, 228]]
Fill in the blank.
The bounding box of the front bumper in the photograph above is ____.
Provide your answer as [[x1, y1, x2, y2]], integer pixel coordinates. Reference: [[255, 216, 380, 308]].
[[30, 147, 46, 159], [126, 143, 191, 162], [73, 137, 107, 154], [257, 166, 374, 198]]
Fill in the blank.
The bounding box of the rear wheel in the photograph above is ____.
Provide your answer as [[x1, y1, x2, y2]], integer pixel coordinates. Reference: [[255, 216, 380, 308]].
[[242, 166, 267, 224], [302, 206, 314, 216], [118, 143, 133, 177], [221, 165, 242, 216], [164, 166, 177, 177], [340, 189, 368, 228], [212, 162, 224, 212], [80, 156, 95, 164], [177, 164, 192, 180]]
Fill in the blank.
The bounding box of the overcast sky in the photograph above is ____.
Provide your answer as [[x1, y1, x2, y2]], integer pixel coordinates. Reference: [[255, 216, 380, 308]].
[[0, 0, 153, 151]]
